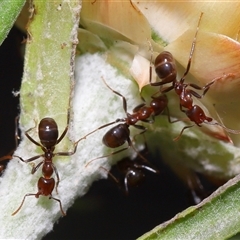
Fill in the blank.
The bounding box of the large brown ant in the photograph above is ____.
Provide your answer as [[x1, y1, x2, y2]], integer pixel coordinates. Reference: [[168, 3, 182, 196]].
[[86, 77, 168, 167], [11, 111, 95, 216], [149, 13, 240, 139]]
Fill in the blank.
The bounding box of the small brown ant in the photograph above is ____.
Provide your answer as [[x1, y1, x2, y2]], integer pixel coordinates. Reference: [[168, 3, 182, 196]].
[[149, 12, 240, 139], [12, 111, 95, 216], [86, 77, 168, 167]]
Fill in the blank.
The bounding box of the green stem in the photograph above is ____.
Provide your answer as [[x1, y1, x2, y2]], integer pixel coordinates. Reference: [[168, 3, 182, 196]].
[[0, 0, 26, 45]]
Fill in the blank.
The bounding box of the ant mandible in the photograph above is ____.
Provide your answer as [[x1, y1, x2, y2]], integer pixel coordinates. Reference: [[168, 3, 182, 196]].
[[86, 77, 167, 167], [149, 12, 239, 139], [12, 110, 93, 216]]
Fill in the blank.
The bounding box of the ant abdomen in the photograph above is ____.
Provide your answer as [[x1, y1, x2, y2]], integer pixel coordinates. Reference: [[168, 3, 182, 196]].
[[102, 124, 130, 148], [39, 118, 59, 147], [155, 51, 177, 84], [185, 105, 212, 126]]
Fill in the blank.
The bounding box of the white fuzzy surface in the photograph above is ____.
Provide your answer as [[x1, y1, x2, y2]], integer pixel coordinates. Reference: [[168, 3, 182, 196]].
[[0, 53, 142, 239]]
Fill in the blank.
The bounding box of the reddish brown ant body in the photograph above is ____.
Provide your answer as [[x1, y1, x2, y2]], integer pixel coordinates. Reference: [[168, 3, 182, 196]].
[[86, 78, 168, 166], [149, 13, 240, 139], [12, 112, 91, 216]]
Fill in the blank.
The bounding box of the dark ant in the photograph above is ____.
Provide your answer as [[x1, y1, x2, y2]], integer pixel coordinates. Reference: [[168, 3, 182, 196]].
[[12, 111, 95, 216], [0, 155, 13, 174], [86, 77, 168, 167], [0, 116, 20, 175], [106, 146, 158, 194], [149, 13, 240, 139]]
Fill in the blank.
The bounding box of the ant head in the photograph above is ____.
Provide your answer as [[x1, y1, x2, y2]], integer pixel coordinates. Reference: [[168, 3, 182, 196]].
[[125, 168, 145, 188], [38, 118, 59, 148]]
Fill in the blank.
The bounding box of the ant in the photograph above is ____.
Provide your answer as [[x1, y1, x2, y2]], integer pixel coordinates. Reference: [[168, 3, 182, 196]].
[[0, 116, 20, 175], [0, 155, 13, 175], [11, 110, 95, 216], [149, 12, 240, 139], [105, 146, 158, 194], [85, 77, 168, 167]]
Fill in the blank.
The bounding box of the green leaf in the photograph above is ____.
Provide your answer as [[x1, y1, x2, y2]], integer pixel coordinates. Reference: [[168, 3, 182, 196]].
[[0, 0, 26, 46], [0, 1, 81, 238], [138, 174, 240, 240]]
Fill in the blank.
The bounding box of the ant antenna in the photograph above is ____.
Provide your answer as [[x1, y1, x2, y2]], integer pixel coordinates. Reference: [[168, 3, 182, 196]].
[[180, 12, 203, 82]]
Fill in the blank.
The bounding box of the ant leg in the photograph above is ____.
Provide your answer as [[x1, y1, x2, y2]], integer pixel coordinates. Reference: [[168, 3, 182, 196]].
[[14, 115, 20, 150], [13, 156, 43, 179], [148, 39, 154, 86], [165, 106, 180, 124], [126, 135, 151, 164], [131, 125, 149, 160], [191, 73, 235, 98], [101, 77, 128, 114], [160, 85, 174, 94], [13, 154, 43, 163], [76, 120, 123, 142], [49, 195, 66, 216], [187, 80, 216, 99], [99, 166, 120, 185], [56, 107, 70, 144], [132, 103, 146, 113], [25, 132, 42, 148], [132, 124, 147, 142], [31, 161, 43, 174], [24, 120, 43, 147], [56, 88, 74, 144], [173, 124, 195, 141], [148, 40, 171, 88], [12, 193, 36, 216], [51, 163, 60, 194], [85, 147, 129, 168], [55, 120, 124, 157]]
